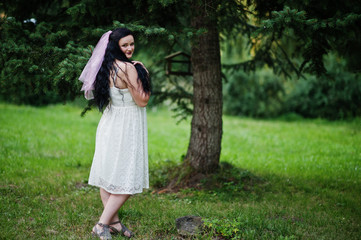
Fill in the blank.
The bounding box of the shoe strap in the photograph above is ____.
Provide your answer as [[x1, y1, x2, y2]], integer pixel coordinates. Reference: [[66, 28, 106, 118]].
[[109, 221, 121, 225], [97, 222, 110, 228], [120, 222, 134, 236], [108, 221, 133, 237], [109, 226, 120, 234]]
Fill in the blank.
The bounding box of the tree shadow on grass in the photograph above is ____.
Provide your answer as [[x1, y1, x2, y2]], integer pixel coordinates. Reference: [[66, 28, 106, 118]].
[[150, 161, 269, 202]]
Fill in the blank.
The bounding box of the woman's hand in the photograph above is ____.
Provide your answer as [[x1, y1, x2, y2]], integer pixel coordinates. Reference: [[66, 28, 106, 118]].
[[132, 61, 149, 74]]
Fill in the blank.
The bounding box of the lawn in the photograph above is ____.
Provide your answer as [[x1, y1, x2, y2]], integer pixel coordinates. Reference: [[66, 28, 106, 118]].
[[0, 102, 360, 239]]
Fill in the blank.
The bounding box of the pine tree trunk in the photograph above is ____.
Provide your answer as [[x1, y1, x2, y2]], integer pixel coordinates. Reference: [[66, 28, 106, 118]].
[[185, 1, 223, 173]]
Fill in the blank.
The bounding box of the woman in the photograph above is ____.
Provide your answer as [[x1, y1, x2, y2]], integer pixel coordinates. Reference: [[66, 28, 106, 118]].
[[79, 28, 151, 239]]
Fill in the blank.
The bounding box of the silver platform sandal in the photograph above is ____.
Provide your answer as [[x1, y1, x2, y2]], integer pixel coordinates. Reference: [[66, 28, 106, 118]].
[[109, 221, 134, 238], [92, 222, 112, 240]]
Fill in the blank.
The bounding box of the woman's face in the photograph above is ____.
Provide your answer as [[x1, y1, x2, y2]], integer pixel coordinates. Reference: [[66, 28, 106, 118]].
[[118, 35, 135, 59]]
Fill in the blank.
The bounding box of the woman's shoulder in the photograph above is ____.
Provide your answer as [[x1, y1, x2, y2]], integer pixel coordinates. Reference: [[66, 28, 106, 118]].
[[114, 60, 136, 72]]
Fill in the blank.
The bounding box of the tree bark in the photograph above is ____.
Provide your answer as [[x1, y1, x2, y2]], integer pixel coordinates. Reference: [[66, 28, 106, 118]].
[[185, 0, 223, 173]]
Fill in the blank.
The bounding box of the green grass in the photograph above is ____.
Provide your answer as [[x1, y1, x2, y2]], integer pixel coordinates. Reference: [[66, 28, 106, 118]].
[[0, 102, 360, 239]]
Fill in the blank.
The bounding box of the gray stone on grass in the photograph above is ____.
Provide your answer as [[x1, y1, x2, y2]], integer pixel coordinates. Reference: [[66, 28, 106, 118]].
[[176, 216, 203, 236]]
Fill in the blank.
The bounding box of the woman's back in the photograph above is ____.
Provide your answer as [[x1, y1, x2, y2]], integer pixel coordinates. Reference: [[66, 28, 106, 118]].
[[109, 61, 129, 89], [109, 60, 150, 108]]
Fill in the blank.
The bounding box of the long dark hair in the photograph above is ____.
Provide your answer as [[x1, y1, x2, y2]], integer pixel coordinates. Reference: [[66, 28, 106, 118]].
[[94, 28, 151, 111]]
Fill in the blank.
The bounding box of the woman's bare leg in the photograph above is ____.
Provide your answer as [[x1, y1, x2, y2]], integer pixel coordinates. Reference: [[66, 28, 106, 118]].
[[100, 188, 119, 223], [98, 193, 131, 237], [99, 194, 130, 223]]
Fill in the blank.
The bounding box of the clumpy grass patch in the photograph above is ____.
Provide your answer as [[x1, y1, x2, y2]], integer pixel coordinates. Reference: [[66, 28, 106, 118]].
[[0, 103, 360, 239]]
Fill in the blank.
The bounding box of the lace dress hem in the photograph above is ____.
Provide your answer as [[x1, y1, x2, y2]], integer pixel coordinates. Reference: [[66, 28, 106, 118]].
[[89, 177, 149, 195]]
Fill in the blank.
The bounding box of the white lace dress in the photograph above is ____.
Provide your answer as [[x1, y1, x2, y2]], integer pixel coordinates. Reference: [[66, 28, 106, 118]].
[[88, 86, 149, 194]]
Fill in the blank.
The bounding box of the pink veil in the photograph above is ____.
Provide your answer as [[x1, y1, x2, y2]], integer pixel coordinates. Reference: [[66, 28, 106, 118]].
[[79, 31, 112, 100]]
